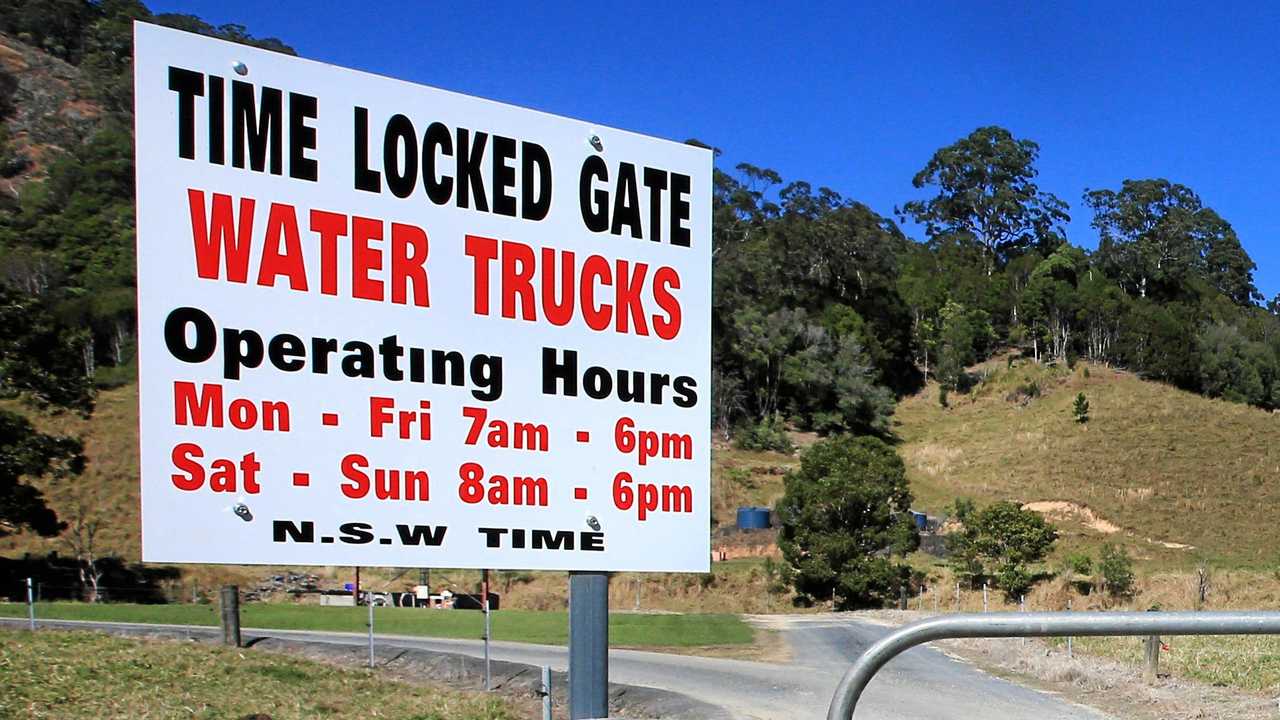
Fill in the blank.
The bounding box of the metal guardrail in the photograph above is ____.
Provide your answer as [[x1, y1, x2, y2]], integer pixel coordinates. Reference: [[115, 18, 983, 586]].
[[827, 610, 1280, 719]]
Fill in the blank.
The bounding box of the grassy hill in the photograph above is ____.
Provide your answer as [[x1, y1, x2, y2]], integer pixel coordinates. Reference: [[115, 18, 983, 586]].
[[896, 358, 1280, 569]]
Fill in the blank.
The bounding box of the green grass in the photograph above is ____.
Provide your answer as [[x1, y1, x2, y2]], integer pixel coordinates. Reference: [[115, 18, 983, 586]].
[[0, 601, 752, 647], [0, 627, 517, 720]]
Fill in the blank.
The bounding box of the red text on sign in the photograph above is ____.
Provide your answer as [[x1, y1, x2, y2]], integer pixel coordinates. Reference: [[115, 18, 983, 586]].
[[461, 406, 548, 451], [171, 442, 261, 494], [612, 471, 691, 521], [458, 462, 548, 506], [173, 381, 290, 431], [340, 453, 429, 501], [187, 189, 430, 306], [614, 417, 692, 465], [464, 234, 682, 339], [369, 397, 432, 440]]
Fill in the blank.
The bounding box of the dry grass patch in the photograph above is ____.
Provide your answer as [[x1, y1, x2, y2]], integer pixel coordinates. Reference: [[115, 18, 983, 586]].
[[896, 361, 1280, 568]]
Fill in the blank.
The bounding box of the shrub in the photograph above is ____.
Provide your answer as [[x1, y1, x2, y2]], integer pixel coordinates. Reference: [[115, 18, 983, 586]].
[[1099, 543, 1136, 599], [1073, 392, 1090, 423], [733, 415, 794, 453], [1063, 552, 1094, 594]]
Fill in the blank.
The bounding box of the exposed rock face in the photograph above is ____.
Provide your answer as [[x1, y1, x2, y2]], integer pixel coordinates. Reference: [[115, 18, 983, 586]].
[[0, 31, 103, 196]]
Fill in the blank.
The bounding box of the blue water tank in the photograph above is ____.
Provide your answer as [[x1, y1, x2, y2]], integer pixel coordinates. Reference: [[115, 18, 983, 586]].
[[910, 511, 928, 530], [737, 507, 771, 530]]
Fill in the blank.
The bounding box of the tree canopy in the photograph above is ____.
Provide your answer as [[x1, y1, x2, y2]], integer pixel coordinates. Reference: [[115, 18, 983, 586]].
[[776, 435, 919, 609]]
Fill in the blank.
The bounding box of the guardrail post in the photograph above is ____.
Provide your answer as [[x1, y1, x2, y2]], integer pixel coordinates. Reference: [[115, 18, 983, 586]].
[[219, 585, 241, 647], [1143, 634, 1160, 682], [26, 577, 35, 631], [541, 665, 553, 720], [1066, 599, 1073, 658], [897, 585, 907, 610]]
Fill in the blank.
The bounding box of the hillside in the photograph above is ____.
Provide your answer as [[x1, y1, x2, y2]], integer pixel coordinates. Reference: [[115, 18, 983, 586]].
[[897, 358, 1280, 568]]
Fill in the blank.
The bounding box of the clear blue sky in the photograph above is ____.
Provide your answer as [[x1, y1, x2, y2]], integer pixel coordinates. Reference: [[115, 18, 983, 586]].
[[150, 1, 1280, 301]]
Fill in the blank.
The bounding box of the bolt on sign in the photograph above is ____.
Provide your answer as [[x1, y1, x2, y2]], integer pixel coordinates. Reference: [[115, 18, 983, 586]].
[[133, 22, 711, 572]]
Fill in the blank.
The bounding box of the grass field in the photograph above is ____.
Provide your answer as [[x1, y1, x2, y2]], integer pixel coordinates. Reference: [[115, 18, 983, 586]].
[[0, 601, 753, 647], [895, 359, 1280, 569], [0, 628, 518, 719]]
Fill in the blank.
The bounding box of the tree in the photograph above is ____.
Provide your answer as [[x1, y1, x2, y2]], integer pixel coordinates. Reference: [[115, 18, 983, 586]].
[[945, 500, 984, 589], [1021, 245, 1086, 362], [1087, 179, 1258, 305], [1198, 322, 1273, 406], [777, 435, 918, 609], [902, 126, 1069, 276], [1099, 543, 1136, 599], [63, 498, 103, 602], [1073, 392, 1090, 423], [949, 501, 1058, 598], [935, 301, 992, 391], [0, 286, 90, 536]]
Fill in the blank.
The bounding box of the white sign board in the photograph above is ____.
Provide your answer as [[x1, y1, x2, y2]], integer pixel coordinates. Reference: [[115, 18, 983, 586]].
[[133, 23, 711, 572]]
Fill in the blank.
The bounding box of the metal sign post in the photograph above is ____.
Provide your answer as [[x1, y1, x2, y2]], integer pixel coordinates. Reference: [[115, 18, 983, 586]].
[[569, 572, 609, 719], [482, 569, 492, 691]]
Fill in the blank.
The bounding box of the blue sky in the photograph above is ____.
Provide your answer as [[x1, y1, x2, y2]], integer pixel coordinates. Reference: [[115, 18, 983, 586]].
[[150, 1, 1280, 300]]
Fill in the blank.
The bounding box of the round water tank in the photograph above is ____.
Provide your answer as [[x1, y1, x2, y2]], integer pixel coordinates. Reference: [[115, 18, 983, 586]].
[[737, 507, 771, 530]]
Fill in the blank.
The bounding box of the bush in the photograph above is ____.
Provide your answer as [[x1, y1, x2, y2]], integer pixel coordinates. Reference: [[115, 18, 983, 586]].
[[776, 435, 918, 609], [949, 501, 1058, 599], [1065, 552, 1093, 576], [733, 415, 794, 453], [1072, 392, 1090, 423], [1099, 543, 1136, 599], [1063, 552, 1094, 594]]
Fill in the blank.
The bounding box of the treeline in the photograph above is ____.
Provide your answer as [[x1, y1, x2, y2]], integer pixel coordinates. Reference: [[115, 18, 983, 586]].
[[713, 126, 1280, 448]]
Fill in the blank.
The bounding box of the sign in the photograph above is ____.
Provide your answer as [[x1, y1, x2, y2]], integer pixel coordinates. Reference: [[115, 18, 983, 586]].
[[133, 23, 711, 572]]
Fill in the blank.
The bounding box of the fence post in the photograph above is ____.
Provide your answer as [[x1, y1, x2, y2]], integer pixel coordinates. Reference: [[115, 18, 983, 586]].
[[1019, 596, 1026, 645], [982, 583, 988, 612], [26, 577, 35, 631], [219, 586, 241, 647], [541, 664, 553, 720], [1143, 634, 1160, 682], [954, 583, 960, 611], [1066, 599, 1073, 659], [898, 585, 907, 610], [367, 592, 375, 668]]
